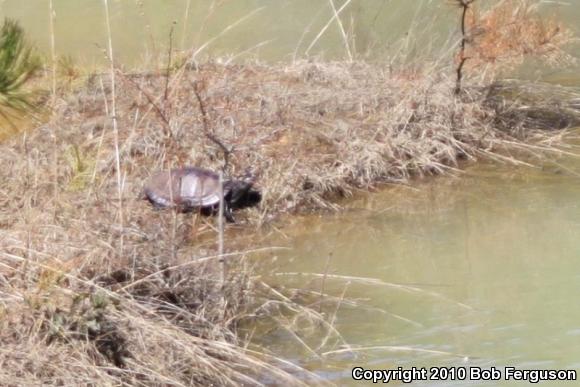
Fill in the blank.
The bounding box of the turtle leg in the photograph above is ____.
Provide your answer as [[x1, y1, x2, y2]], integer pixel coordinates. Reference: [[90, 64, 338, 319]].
[[224, 205, 235, 223]]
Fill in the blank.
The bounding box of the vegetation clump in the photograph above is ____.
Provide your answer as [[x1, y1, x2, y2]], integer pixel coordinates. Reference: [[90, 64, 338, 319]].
[[452, 0, 576, 95]]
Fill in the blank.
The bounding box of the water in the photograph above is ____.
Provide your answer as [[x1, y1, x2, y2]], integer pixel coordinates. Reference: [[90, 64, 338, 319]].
[[1, 1, 452, 65], [259, 161, 580, 385], [1, 0, 579, 76], [3, 1, 580, 385]]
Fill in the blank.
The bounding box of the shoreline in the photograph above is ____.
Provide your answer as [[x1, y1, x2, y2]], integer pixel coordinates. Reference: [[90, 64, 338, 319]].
[[18, 61, 580, 219]]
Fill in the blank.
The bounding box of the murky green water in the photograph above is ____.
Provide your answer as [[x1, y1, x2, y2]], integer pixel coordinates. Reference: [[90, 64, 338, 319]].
[[3, 1, 580, 385], [259, 159, 580, 385], [2, 1, 451, 65], [1, 0, 579, 77]]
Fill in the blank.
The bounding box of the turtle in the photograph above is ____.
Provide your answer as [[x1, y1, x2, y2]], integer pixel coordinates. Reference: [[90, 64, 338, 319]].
[[142, 167, 261, 222]]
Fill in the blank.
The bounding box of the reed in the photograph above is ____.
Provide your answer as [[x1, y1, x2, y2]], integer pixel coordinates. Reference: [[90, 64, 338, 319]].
[[305, 0, 353, 57], [47, 1, 59, 225], [48, 0, 57, 104], [327, 0, 353, 61], [102, 0, 124, 256]]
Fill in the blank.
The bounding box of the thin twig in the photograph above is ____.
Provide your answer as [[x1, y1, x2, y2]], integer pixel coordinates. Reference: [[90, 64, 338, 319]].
[[455, 0, 476, 95], [192, 80, 232, 172], [164, 22, 175, 102], [218, 171, 226, 285], [119, 73, 174, 139]]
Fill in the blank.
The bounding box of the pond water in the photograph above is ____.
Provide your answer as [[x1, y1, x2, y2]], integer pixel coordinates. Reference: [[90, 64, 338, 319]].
[[256, 158, 580, 385], [3, 1, 580, 385], [4, 1, 454, 65], [1, 0, 579, 77]]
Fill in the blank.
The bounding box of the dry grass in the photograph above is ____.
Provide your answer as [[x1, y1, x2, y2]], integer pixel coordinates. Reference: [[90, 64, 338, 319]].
[[39, 60, 580, 217], [1, 54, 580, 384], [2, 0, 580, 380], [1, 0, 580, 384], [0, 251, 329, 385]]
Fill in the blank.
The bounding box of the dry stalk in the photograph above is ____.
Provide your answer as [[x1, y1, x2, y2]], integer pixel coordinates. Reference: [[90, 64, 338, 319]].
[[218, 170, 225, 286], [276, 272, 474, 310], [328, 0, 353, 61], [190, 6, 264, 63], [257, 281, 350, 352], [316, 281, 348, 353], [322, 345, 470, 359], [193, 0, 224, 51], [48, 0, 59, 223], [102, 0, 124, 256], [169, 164, 177, 262], [306, 0, 353, 56], [121, 75, 171, 126], [164, 22, 175, 102], [48, 0, 57, 104]]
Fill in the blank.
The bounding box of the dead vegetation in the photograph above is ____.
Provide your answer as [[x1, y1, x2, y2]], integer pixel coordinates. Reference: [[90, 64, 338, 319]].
[[36, 59, 580, 218], [462, 0, 575, 70], [1, 0, 580, 385], [1, 58, 579, 385], [0, 234, 333, 385], [453, 0, 576, 94]]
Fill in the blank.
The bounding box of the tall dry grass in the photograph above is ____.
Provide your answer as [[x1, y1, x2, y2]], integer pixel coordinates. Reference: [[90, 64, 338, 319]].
[[2, 58, 579, 385], [102, 0, 124, 257], [1, 0, 580, 385]]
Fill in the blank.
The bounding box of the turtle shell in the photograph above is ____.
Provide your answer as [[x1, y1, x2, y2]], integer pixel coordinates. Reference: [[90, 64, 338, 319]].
[[143, 167, 227, 210]]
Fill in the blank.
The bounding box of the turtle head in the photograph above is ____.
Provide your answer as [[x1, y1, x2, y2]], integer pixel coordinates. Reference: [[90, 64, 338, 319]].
[[224, 170, 261, 209]]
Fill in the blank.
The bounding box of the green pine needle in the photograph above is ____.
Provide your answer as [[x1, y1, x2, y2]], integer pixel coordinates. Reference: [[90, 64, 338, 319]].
[[0, 18, 40, 117]]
